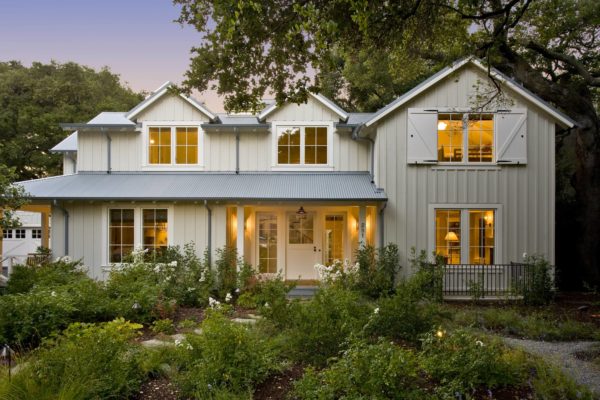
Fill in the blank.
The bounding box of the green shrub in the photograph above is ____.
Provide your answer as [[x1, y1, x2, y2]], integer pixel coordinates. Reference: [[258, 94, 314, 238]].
[[364, 281, 446, 343], [419, 329, 521, 396], [0, 289, 77, 348], [354, 243, 401, 298], [293, 339, 427, 399], [174, 310, 278, 398], [178, 318, 199, 331], [0, 318, 144, 400], [409, 248, 445, 302], [283, 286, 371, 366], [520, 254, 554, 305], [215, 246, 239, 299], [151, 318, 175, 335], [6, 259, 87, 294]]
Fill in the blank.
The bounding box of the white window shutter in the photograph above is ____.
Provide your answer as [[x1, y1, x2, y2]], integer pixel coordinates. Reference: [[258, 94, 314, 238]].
[[495, 109, 527, 164], [407, 108, 438, 164]]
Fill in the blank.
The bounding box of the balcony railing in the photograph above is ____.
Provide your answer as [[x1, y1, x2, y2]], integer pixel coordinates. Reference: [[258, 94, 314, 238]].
[[442, 263, 533, 299]]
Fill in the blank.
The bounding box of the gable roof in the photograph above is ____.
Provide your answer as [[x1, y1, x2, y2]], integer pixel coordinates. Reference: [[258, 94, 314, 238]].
[[258, 92, 349, 122], [126, 81, 217, 122], [364, 57, 575, 128], [51, 131, 78, 152]]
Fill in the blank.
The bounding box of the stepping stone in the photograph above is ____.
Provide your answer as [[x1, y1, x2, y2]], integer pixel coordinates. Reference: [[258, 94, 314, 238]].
[[231, 318, 257, 325], [247, 313, 263, 320], [193, 328, 203, 335], [170, 333, 186, 342], [141, 339, 174, 348], [10, 361, 28, 376]]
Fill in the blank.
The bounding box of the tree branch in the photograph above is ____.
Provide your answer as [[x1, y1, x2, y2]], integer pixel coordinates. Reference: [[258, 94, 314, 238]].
[[527, 41, 600, 87], [438, 0, 521, 20]]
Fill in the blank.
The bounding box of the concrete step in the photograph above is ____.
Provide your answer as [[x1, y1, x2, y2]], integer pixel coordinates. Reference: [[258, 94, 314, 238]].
[[288, 286, 318, 299]]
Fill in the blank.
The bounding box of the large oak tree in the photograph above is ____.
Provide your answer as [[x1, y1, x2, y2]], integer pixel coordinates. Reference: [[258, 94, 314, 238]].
[[176, 0, 599, 288], [0, 61, 143, 181]]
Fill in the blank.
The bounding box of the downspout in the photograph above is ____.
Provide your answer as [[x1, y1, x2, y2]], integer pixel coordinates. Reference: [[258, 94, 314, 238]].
[[52, 200, 69, 255], [105, 130, 112, 174], [351, 123, 375, 183], [235, 127, 240, 174], [204, 200, 212, 266]]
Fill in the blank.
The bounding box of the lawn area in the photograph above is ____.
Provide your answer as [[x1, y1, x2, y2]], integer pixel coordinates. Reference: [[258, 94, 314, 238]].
[[0, 245, 598, 399]]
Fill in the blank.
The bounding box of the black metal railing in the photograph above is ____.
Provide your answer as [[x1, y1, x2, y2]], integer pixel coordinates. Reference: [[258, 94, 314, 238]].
[[442, 263, 531, 298]]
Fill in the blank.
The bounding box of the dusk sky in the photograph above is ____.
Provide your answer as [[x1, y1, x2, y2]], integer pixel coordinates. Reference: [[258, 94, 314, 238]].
[[0, 0, 226, 111]]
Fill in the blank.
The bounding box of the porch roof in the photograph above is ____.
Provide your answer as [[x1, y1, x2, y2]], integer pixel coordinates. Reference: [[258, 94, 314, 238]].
[[18, 172, 387, 202]]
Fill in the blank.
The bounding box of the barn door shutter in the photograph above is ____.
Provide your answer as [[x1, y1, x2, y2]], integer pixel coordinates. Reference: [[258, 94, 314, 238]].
[[407, 108, 438, 164], [495, 109, 527, 164]]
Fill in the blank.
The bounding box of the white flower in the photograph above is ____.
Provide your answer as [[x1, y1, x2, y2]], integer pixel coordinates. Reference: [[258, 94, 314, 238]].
[[475, 340, 484, 347], [522, 252, 528, 259], [187, 287, 196, 292], [225, 293, 232, 303], [165, 275, 171, 282], [199, 271, 206, 282], [374, 307, 380, 314], [50, 291, 57, 297], [208, 297, 221, 309], [153, 265, 161, 273], [235, 288, 240, 293], [264, 302, 270, 308], [169, 261, 178, 267], [174, 339, 182, 346], [185, 342, 193, 350]]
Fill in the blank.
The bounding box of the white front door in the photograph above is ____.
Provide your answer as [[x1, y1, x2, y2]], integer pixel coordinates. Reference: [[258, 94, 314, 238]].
[[286, 212, 321, 280]]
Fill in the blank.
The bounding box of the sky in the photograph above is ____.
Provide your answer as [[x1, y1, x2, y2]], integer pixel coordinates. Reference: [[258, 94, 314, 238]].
[[0, 0, 225, 111]]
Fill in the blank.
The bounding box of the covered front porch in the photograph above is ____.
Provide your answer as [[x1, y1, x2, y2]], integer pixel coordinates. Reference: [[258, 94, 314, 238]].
[[225, 203, 379, 282]]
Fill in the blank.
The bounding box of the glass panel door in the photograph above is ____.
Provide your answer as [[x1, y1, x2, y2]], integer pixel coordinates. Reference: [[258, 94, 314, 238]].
[[257, 213, 278, 273], [324, 214, 344, 264]]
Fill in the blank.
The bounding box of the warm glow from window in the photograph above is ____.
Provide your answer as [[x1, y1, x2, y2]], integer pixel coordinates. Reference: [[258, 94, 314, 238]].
[[305, 127, 328, 164], [109, 209, 134, 263], [435, 209, 461, 264], [437, 114, 463, 162], [148, 127, 171, 164], [143, 209, 168, 254], [258, 213, 277, 273], [469, 210, 495, 264], [175, 127, 198, 164], [277, 126, 328, 165], [149, 126, 199, 165], [468, 114, 494, 162], [438, 113, 494, 163]]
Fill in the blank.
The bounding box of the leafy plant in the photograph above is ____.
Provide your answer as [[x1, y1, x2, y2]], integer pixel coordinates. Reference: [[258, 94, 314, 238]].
[[293, 339, 426, 399], [519, 254, 554, 305], [354, 243, 401, 298], [151, 318, 176, 335], [0, 318, 144, 400], [6, 259, 87, 295], [409, 248, 445, 302]]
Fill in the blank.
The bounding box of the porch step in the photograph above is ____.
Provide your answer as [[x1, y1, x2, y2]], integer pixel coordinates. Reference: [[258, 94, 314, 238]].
[[288, 286, 318, 299]]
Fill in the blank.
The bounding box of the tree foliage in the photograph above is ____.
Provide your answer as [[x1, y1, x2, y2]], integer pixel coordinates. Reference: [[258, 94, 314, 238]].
[[0, 164, 28, 231], [0, 61, 143, 181], [176, 0, 600, 287]]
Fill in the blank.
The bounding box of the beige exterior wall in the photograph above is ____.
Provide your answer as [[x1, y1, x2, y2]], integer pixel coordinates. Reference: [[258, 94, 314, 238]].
[[373, 65, 556, 275]]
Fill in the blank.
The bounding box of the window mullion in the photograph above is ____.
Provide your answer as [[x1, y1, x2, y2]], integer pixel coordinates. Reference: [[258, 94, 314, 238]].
[[300, 127, 305, 165], [461, 209, 469, 264]]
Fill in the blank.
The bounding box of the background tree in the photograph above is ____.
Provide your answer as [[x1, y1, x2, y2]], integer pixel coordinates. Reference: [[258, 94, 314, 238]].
[[175, 0, 600, 288], [0, 61, 143, 181], [0, 164, 27, 231]]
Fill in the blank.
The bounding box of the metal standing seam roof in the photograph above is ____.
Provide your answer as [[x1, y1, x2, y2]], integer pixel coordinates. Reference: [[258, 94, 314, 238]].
[[51, 131, 78, 152], [18, 172, 387, 202]]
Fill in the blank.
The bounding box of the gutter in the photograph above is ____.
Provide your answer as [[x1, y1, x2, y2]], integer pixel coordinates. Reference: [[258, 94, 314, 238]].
[[351, 123, 375, 183], [204, 200, 212, 266], [106, 131, 112, 174], [52, 200, 69, 255], [378, 202, 387, 248]]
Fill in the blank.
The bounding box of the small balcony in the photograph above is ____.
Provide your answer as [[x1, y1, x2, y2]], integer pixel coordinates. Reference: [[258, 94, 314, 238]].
[[442, 263, 544, 300]]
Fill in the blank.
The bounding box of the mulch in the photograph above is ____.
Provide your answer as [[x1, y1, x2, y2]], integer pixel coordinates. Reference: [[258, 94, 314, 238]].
[[253, 364, 305, 400]]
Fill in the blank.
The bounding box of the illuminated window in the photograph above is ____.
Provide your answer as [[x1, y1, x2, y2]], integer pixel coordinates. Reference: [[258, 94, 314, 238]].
[[257, 213, 278, 273], [437, 113, 494, 163], [175, 127, 198, 164], [325, 215, 344, 264], [143, 209, 168, 254], [435, 209, 496, 265], [277, 126, 329, 165], [109, 209, 135, 263], [148, 127, 171, 164], [289, 213, 313, 244], [435, 210, 462, 264]]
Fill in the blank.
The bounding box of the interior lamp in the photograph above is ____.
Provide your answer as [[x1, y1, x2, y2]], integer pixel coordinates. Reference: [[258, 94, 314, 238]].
[[444, 231, 459, 242], [484, 212, 494, 226], [437, 121, 448, 130]]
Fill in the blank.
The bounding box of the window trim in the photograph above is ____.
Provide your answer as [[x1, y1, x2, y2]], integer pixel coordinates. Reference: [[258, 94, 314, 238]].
[[428, 204, 503, 264], [103, 205, 174, 266], [142, 121, 204, 170], [437, 112, 495, 165], [271, 121, 335, 170]]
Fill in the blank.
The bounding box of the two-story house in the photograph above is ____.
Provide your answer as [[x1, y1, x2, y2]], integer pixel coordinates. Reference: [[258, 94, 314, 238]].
[[18, 58, 574, 287]]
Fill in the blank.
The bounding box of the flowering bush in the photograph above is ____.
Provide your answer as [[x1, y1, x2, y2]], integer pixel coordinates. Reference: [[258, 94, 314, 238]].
[[6, 258, 88, 295], [354, 243, 401, 298], [314, 258, 359, 288]]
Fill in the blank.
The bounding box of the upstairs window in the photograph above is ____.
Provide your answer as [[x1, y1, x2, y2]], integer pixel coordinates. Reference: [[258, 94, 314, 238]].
[[437, 113, 494, 163], [148, 126, 199, 165], [277, 126, 329, 166]]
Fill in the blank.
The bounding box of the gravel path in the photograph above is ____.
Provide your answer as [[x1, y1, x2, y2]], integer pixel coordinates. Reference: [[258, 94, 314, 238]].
[[503, 338, 600, 396]]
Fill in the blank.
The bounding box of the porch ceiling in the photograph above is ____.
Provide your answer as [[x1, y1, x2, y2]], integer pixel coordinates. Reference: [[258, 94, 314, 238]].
[[18, 172, 387, 202]]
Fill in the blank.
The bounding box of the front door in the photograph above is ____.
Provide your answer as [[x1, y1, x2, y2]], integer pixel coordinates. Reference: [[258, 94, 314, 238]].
[[286, 212, 321, 280]]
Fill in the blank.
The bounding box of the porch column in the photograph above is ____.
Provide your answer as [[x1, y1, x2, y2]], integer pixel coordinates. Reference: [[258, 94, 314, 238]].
[[236, 205, 244, 259], [41, 211, 50, 250], [358, 206, 367, 247]]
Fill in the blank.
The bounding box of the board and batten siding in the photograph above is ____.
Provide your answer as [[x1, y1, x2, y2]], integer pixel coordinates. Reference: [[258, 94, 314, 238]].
[[51, 202, 227, 280], [266, 95, 341, 121], [374, 65, 556, 275]]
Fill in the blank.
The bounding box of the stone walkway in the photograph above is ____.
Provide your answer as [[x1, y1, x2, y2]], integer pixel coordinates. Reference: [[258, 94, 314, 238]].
[[503, 338, 600, 396]]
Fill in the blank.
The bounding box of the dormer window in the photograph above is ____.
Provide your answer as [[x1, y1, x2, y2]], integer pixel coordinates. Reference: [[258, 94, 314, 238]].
[[146, 124, 201, 167], [275, 125, 331, 167]]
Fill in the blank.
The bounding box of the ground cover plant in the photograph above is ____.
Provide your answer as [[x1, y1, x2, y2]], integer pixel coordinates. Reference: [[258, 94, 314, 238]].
[[0, 244, 596, 399]]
